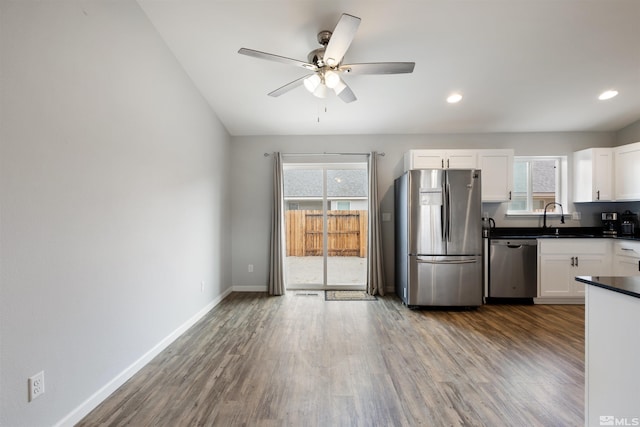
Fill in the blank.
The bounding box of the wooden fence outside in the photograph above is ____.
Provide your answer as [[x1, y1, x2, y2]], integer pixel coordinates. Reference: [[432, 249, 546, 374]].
[[285, 210, 368, 257]]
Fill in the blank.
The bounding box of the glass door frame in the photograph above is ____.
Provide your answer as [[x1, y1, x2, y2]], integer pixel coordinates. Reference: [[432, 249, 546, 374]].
[[282, 160, 368, 291]]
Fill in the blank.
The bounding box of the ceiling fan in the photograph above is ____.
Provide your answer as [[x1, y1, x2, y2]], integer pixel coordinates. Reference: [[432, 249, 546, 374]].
[[238, 13, 415, 103]]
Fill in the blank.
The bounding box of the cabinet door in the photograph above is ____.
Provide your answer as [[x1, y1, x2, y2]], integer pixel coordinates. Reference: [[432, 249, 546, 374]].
[[478, 150, 513, 202], [573, 148, 612, 202], [614, 142, 640, 201], [539, 255, 573, 297], [593, 150, 613, 201], [574, 255, 606, 296], [409, 150, 446, 169], [446, 150, 477, 169], [614, 257, 640, 276]]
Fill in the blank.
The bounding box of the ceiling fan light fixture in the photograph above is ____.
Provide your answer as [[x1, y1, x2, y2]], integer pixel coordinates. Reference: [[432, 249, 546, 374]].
[[304, 74, 321, 93], [313, 83, 328, 98], [598, 90, 618, 100], [324, 70, 341, 88]]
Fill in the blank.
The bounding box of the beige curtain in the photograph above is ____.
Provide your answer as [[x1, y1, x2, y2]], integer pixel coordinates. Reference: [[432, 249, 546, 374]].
[[268, 152, 285, 295], [367, 152, 385, 295]]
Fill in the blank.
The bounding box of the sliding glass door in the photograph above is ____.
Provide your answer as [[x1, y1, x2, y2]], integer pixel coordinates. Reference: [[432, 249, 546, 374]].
[[283, 161, 368, 290]]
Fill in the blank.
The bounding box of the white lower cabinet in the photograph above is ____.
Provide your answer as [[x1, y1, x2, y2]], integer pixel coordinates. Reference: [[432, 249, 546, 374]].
[[536, 239, 610, 304], [613, 240, 640, 276]]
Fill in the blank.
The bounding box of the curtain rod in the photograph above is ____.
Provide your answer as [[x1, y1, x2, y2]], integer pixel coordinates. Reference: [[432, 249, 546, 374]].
[[263, 152, 385, 157]]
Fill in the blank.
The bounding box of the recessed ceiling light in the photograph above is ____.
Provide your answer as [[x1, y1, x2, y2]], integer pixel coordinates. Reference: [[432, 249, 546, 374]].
[[598, 90, 618, 100], [447, 93, 463, 104]]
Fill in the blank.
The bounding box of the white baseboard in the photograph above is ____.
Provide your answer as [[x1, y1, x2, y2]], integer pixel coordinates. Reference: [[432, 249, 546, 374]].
[[534, 297, 585, 304], [54, 287, 233, 427]]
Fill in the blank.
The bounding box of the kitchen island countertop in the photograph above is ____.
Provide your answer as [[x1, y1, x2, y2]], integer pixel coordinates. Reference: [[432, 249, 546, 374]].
[[576, 275, 640, 299]]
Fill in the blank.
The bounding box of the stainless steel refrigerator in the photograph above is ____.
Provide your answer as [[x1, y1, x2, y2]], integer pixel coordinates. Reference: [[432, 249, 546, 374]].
[[395, 169, 483, 307]]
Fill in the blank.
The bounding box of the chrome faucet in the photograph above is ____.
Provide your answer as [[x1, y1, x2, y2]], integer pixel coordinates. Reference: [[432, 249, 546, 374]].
[[543, 202, 565, 229]]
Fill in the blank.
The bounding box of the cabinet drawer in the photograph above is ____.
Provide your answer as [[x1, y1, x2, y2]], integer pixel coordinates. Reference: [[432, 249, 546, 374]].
[[613, 240, 640, 258], [538, 238, 608, 255]]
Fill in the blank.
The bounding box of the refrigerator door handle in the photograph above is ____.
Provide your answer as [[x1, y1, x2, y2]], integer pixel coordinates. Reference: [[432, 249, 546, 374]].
[[440, 203, 446, 241], [446, 182, 452, 242], [416, 258, 478, 265]]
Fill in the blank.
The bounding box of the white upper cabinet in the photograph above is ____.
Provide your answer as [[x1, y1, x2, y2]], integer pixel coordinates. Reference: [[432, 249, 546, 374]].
[[573, 148, 613, 202], [478, 150, 514, 202], [614, 142, 640, 201], [404, 149, 477, 171], [404, 149, 514, 202]]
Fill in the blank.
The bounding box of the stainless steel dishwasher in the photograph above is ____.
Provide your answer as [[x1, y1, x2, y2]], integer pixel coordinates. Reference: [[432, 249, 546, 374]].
[[489, 238, 537, 298]]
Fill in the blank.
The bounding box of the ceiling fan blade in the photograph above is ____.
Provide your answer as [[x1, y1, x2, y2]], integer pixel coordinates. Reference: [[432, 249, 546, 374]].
[[335, 81, 357, 103], [238, 48, 317, 71], [268, 75, 311, 97], [323, 14, 361, 67], [340, 62, 415, 75]]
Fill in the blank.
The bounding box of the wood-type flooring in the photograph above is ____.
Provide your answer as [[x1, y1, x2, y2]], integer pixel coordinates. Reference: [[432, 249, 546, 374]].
[[78, 292, 584, 426]]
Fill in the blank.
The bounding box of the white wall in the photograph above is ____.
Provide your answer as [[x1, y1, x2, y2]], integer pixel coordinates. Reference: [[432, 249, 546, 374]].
[[616, 118, 640, 146], [230, 132, 621, 291], [0, 1, 231, 426]]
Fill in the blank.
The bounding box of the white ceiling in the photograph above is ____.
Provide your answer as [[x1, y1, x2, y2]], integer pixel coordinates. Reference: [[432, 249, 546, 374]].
[[138, 0, 640, 136]]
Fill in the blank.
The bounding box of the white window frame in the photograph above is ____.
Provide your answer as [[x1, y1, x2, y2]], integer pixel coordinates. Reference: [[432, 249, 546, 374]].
[[507, 155, 568, 216]]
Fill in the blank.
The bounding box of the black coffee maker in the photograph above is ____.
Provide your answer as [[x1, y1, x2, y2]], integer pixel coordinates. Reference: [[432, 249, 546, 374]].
[[601, 212, 618, 236], [620, 210, 638, 236]]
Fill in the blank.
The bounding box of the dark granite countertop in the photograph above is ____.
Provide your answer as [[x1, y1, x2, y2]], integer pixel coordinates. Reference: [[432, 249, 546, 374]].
[[489, 227, 640, 241], [575, 276, 640, 299]]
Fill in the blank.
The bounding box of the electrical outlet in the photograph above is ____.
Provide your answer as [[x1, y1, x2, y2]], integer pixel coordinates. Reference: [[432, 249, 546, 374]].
[[248, 264, 254, 273], [28, 371, 45, 402]]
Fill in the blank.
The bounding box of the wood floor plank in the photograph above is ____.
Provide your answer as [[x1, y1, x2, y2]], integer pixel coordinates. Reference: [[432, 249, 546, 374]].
[[78, 293, 584, 426]]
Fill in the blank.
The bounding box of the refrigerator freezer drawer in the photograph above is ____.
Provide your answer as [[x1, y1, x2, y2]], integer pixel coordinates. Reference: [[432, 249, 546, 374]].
[[408, 255, 482, 306]]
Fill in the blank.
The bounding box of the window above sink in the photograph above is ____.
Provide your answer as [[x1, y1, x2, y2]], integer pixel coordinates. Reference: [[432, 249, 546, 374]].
[[507, 155, 568, 216]]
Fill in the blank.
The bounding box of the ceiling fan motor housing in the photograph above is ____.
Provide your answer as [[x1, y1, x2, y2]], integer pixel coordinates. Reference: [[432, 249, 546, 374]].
[[307, 30, 333, 67], [317, 30, 332, 46], [308, 47, 326, 68]]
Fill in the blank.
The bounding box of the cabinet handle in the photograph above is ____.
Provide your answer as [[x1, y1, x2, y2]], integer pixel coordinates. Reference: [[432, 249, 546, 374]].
[[508, 191, 512, 200], [571, 256, 575, 267], [447, 158, 450, 168], [442, 159, 444, 168], [638, 260, 639, 272], [596, 190, 600, 200], [575, 256, 579, 267]]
